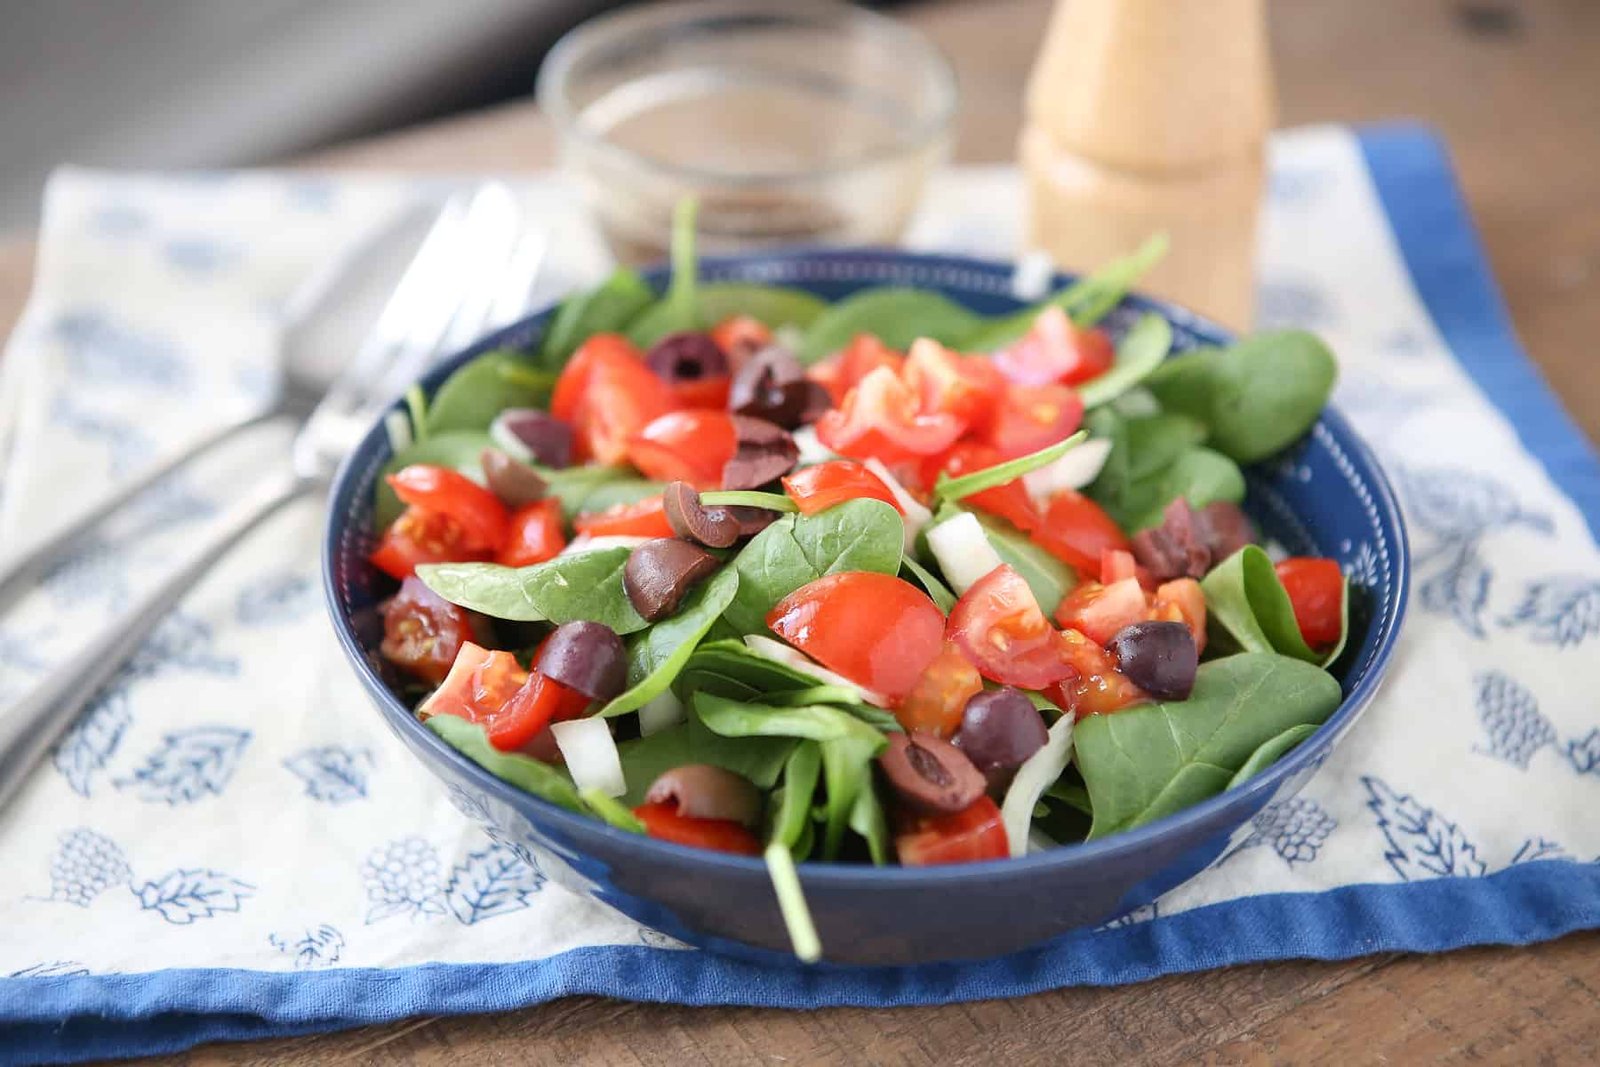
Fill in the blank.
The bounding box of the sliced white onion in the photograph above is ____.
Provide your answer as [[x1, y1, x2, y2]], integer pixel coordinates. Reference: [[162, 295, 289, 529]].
[[1010, 250, 1055, 303], [926, 512, 1004, 596], [774, 323, 805, 351], [1001, 714, 1075, 858], [384, 409, 414, 454], [862, 456, 931, 554], [551, 717, 626, 798], [488, 413, 536, 463], [1263, 539, 1290, 564], [741, 635, 889, 707], [791, 425, 836, 468], [639, 690, 685, 736], [560, 534, 651, 556], [1022, 436, 1113, 505]]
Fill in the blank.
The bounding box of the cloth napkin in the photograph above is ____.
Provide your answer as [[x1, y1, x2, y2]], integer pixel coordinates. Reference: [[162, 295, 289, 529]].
[[2, 123, 1598, 1065]]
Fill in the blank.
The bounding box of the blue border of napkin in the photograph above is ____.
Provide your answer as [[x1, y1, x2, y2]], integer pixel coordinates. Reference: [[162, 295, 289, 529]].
[[5, 122, 1599, 1066]]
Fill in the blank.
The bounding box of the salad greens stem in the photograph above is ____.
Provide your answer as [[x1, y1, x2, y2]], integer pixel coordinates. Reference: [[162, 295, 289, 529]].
[[935, 431, 1087, 502], [405, 385, 429, 442], [668, 197, 700, 329], [698, 490, 798, 512], [582, 788, 646, 833], [764, 842, 822, 962]]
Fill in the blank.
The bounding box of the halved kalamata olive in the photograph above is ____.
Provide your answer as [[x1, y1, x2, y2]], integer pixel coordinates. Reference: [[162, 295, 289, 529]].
[[727, 346, 831, 429], [535, 620, 627, 702], [623, 538, 721, 621], [645, 764, 762, 827], [480, 448, 548, 508], [645, 331, 729, 384], [1196, 501, 1256, 560], [952, 687, 1048, 773], [663, 481, 741, 548], [877, 732, 986, 814], [722, 415, 798, 490], [490, 408, 574, 469], [1108, 620, 1197, 701], [726, 504, 780, 537]]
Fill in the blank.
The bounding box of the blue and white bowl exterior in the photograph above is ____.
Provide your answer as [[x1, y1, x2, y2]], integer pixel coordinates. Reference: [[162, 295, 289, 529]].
[[324, 250, 1409, 966]]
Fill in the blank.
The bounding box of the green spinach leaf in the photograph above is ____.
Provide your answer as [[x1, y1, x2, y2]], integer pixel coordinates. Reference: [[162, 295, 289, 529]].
[[1201, 546, 1320, 663], [616, 717, 796, 807], [1074, 653, 1342, 839], [971, 509, 1076, 615], [599, 568, 740, 717], [417, 547, 649, 633], [1077, 314, 1172, 408], [375, 430, 493, 526], [1115, 446, 1246, 532], [427, 714, 583, 812], [540, 465, 660, 520], [722, 499, 904, 633], [1226, 723, 1321, 789], [797, 288, 985, 363], [628, 282, 827, 346], [900, 554, 957, 613], [540, 268, 655, 369], [425, 350, 553, 436], [847, 773, 892, 865], [769, 743, 822, 850], [678, 639, 830, 697]]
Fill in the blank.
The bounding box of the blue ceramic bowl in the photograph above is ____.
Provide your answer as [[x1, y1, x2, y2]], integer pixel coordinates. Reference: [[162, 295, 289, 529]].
[[324, 249, 1409, 966]]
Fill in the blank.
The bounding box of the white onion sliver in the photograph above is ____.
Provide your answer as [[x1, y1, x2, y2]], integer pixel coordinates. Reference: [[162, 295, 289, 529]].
[[862, 456, 931, 553], [1010, 250, 1055, 303], [741, 635, 889, 707], [560, 534, 651, 556], [488, 413, 536, 463], [551, 717, 626, 798], [639, 691, 685, 736], [926, 512, 1003, 595], [791, 425, 836, 467], [383, 410, 414, 454], [1001, 715, 1075, 858], [1021, 437, 1113, 505]]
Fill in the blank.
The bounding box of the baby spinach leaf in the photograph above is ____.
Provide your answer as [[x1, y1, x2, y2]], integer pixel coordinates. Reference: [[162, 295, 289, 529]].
[[769, 743, 822, 850], [936, 431, 1087, 503], [540, 465, 660, 520], [427, 714, 583, 812], [722, 498, 905, 634], [1122, 414, 1209, 481], [1144, 330, 1337, 464], [425, 350, 553, 436], [694, 693, 886, 746], [375, 430, 493, 527], [540, 268, 655, 369], [1045, 777, 1093, 815], [417, 547, 649, 633], [1226, 723, 1320, 790], [820, 733, 887, 859], [1077, 314, 1172, 409], [678, 639, 828, 696], [962, 233, 1170, 351], [970, 509, 1076, 615], [762, 685, 872, 708], [847, 769, 892, 865], [1115, 446, 1246, 533], [599, 568, 740, 717], [699, 490, 797, 512], [616, 718, 796, 807], [1201, 546, 1320, 663], [900, 554, 957, 613], [404, 385, 429, 441], [1074, 653, 1342, 839], [797, 288, 985, 363], [628, 282, 828, 346], [582, 788, 646, 833]]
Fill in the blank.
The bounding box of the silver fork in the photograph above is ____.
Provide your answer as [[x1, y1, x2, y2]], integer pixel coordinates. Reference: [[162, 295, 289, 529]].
[[0, 183, 547, 810]]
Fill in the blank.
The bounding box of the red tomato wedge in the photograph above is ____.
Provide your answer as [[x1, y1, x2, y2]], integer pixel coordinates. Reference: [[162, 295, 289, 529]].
[[924, 442, 1041, 532], [983, 382, 1084, 460], [1045, 629, 1147, 717], [710, 315, 773, 369], [489, 671, 591, 753], [627, 409, 738, 489], [1153, 577, 1207, 652], [379, 576, 482, 684], [903, 339, 1002, 427], [671, 375, 732, 409], [574, 495, 675, 539], [782, 460, 902, 516], [894, 641, 984, 738], [388, 464, 509, 552], [552, 334, 678, 464], [766, 571, 945, 704], [497, 499, 566, 567], [1029, 490, 1130, 577], [815, 366, 966, 463], [838, 333, 905, 388], [1053, 577, 1150, 646], [1100, 548, 1155, 590], [418, 642, 525, 721], [896, 796, 1009, 866], [992, 307, 1114, 387], [551, 333, 641, 423], [1275, 557, 1344, 649], [370, 506, 489, 580], [633, 802, 762, 855], [947, 564, 1074, 688]]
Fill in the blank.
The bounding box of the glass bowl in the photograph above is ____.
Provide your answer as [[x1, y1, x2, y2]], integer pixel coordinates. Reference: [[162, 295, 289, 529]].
[[536, 0, 957, 264]]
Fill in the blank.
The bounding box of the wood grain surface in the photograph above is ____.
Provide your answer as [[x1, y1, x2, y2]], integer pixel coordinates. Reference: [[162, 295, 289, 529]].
[[3, 0, 1597, 1062]]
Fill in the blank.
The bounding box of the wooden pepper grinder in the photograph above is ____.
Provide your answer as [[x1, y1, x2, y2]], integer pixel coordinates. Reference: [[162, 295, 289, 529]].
[[1020, 0, 1274, 330]]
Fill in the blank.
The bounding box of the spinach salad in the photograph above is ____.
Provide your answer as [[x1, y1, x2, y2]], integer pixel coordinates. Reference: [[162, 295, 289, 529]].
[[368, 205, 1346, 959]]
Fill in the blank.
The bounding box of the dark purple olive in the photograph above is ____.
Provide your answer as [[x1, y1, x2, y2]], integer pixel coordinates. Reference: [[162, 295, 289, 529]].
[[726, 504, 780, 537], [480, 448, 547, 508], [491, 408, 574, 469], [953, 687, 1048, 772], [644, 331, 729, 385], [1196, 501, 1256, 560], [877, 732, 986, 814], [663, 481, 741, 548], [645, 764, 762, 827], [623, 538, 720, 621], [1107, 620, 1198, 701], [721, 415, 798, 490], [535, 621, 626, 702], [727, 345, 829, 429]]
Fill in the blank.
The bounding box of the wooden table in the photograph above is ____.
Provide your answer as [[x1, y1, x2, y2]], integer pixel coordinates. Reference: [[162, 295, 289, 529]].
[[4, 1, 1598, 1062]]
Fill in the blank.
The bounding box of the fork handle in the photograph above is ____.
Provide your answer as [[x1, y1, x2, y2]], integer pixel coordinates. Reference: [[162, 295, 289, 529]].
[[0, 467, 315, 810]]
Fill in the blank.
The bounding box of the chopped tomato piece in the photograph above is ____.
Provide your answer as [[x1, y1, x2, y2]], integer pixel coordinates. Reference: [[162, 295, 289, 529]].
[[551, 333, 642, 423], [1275, 557, 1344, 649], [992, 307, 1115, 387], [1045, 629, 1147, 717], [808, 357, 849, 407], [815, 366, 966, 463], [574, 495, 675, 539], [1153, 578, 1207, 652], [627, 409, 738, 489], [488, 670, 591, 753], [418, 642, 526, 722], [1053, 577, 1149, 646], [388, 464, 509, 552], [1100, 548, 1155, 590], [983, 383, 1084, 460], [710, 315, 773, 369], [895, 796, 1009, 866], [782, 460, 902, 516], [923, 442, 1040, 532], [633, 801, 762, 855], [903, 339, 1002, 427], [947, 564, 1074, 689], [498, 499, 566, 567], [670, 375, 732, 409], [766, 571, 945, 704], [379, 576, 483, 684], [1030, 490, 1130, 577], [838, 333, 905, 389], [894, 641, 984, 738], [370, 506, 488, 580], [553, 334, 679, 464]]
